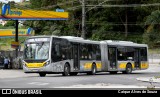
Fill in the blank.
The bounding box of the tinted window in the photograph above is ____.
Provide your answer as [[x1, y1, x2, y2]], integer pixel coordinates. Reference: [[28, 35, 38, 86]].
[[126, 47, 134, 61], [117, 47, 126, 61], [140, 48, 147, 61], [80, 44, 101, 60], [51, 38, 70, 62]]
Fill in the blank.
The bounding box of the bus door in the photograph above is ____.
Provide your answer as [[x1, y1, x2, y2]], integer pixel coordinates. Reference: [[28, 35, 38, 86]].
[[134, 48, 140, 69], [108, 47, 117, 69], [73, 44, 80, 71]]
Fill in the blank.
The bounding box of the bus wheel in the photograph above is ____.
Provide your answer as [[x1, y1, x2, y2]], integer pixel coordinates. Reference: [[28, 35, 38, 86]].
[[92, 64, 97, 75], [123, 64, 132, 74], [87, 64, 97, 75], [70, 72, 78, 76], [62, 64, 70, 76], [39, 73, 46, 77], [110, 71, 117, 74]]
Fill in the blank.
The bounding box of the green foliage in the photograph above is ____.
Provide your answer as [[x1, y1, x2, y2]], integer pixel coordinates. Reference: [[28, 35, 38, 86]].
[[24, 0, 78, 36], [30, 0, 57, 9], [30, 0, 42, 8], [0, 24, 5, 29], [21, 0, 160, 48], [8, 1, 16, 8], [4, 21, 15, 27], [143, 10, 160, 48]]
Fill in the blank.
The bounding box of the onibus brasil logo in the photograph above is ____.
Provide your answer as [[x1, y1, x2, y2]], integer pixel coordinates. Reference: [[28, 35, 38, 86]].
[[1, 4, 22, 16]]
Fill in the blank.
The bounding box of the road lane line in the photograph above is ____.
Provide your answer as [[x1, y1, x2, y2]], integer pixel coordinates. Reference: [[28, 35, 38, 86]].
[[28, 82, 49, 85]]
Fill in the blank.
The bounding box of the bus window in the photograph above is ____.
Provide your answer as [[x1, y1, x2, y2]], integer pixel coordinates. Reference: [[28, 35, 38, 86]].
[[80, 44, 100, 60], [51, 38, 62, 62], [126, 47, 134, 61], [61, 39, 69, 60], [92, 45, 97, 60], [35, 42, 49, 60], [108, 47, 116, 68], [80, 44, 86, 60], [117, 47, 134, 61], [117, 47, 126, 61], [88, 44, 93, 60], [24, 42, 49, 60], [51, 38, 70, 62], [96, 45, 101, 60], [140, 48, 147, 61]]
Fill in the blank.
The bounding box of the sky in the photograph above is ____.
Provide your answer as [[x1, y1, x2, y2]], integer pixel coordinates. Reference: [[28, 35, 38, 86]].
[[0, 0, 21, 3]]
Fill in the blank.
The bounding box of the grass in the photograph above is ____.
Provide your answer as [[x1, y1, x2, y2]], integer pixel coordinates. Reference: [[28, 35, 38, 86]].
[[154, 76, 160, 79], [148, 49, 160, 54]]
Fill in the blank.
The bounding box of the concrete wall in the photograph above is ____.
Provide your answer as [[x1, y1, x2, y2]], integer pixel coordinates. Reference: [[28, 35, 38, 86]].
[[0, 51, 23, 69], [148, 54, 160, 64]]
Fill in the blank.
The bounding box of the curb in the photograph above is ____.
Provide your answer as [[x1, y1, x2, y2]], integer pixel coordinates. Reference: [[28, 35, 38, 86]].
[[136, 77, 160, 83]]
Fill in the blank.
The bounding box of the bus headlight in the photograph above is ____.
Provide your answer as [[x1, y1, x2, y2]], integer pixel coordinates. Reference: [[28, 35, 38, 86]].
[[44, 61, 50, 66], [22, 61, 27, 67]]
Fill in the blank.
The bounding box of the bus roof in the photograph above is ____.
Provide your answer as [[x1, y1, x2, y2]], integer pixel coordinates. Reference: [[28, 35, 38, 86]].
[[27, 36, 148, 47], [101, 40, 148, 47], [59, 36, 100, 44], [27, 35, 100, 44]]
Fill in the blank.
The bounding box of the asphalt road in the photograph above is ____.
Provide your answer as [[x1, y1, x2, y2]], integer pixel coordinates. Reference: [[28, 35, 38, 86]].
[[0, 64, 160, 89]]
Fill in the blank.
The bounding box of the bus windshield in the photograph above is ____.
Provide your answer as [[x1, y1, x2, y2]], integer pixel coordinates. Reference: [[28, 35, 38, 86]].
[[24, 42, 50, 60]]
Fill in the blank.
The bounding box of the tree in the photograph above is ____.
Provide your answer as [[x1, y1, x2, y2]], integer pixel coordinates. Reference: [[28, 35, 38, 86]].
[[30, 0, 57, 9], [8, 1, 15, 8], [143, 10, 160, 48], [4, 21, 15, 27], [26, 0, 160, 44], [30, 0, 42, 8], [24, 0, 79, 36]]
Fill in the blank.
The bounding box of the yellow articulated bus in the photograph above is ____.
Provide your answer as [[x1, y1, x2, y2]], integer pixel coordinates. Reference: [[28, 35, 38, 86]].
[[23, 36, 149, 77]]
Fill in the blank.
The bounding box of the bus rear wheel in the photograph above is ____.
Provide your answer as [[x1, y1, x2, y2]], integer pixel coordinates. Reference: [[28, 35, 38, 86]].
[[62, 64, 70, 76], [110, 71, 117, 74], [39, 73, 46, 77], [70, 72, 78, 76], [87, 64, 97, 75], [123, 64, 132, 74]]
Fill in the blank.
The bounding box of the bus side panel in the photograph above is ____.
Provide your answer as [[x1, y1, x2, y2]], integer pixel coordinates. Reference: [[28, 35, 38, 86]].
[[51, 60, 73, 73], [141, 46, 149, 70], [69, 59, 75, 72], [79, 60, 102, 72], [24, 60, 71, 73], [80, 60, 92, 72], [140, 61, 149, 70], [117, 61, 135, 71], [100, 43, 108, 71]]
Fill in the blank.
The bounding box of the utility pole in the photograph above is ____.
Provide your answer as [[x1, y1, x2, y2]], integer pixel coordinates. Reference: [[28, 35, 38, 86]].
[[15, 20, 19, 58], [78, 0, 111, 39], [81, 0, 86, 39], [80, 0, 109, 39]]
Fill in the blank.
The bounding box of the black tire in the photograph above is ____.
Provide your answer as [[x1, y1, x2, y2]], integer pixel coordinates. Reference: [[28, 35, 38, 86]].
[[87, 64, 97, 75], [123, 64, 132, 74], [110, 71, 117, 74], [70, 72, 78, 76], [39, 73, 46, 77], [62, 64, 70, 76], [92, 64, 97, 75]]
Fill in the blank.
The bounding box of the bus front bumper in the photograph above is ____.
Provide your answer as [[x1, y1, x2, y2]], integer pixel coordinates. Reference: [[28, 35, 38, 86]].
[[23, 65, 51, 73]]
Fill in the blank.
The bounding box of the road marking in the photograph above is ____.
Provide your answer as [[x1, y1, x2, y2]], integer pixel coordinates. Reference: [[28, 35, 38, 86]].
[[28, 82, 49, 85]]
